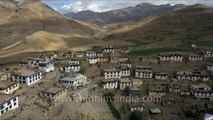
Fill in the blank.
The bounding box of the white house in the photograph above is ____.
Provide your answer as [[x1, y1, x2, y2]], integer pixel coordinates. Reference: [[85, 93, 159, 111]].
[[128, 102, 143, 112], [135, 66, 153, 79], [87, 57, 99, 64], [0, 81, 19, 94], [85, 51, 96, 57], [118, 61, 132, 68], [155, 72, 168, 80], [191, 83, 213, 99], [0, 94, 18, 116], [103, 46, 115, 53], [101, 79, 118, 89], [103, 68, 121, 79], [117, 65, 131, 77], [63, 64, 80, 72], [205, 64, 213, 71], [11, 68, 42, 86], [62, 60, 81, 72], [38, 61, 54, 73], [119, 78, 131, 90], [168, 83, 190, 96], [158, 53, 184, 62], [59, 73, 87, 89], [69, 60, 80, 65], [188, 54, 203, 61], [202, 49, 213, 58], [176, 70, 209, 82], [28, 57, 49, 68]]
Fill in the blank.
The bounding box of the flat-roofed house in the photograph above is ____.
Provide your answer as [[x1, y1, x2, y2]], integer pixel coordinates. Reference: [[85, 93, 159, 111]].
[[205, 64, 213, 71], [101, 79, 118, 89], [40, 87, 67, 102], [103, 46, 115, 53], [188, 54, 203, 61], [158, 53, 184, 62], [59, 73, 87, 89], [87, 57, 99, 64], [98, 56, 109, 63], [11, 67, 42, 86], [155, 72, 168, 80], [176, 70, 209, 82], [117, 65, 131, 77], [0, 81, 19, 94], [148, 83, 167, 97], [118, 61, 132, 68], [38, 61, 54, 73], [191, 83, 213, 99], [128, 102, 143, 112], [202, 49, 213, 58], [103, 68, 121, 79], [85, 51, 96, 57], [62, 60, 80, 72], [119, 78, 131, 90], [0, 94, 18, 116], [28, 57, 50, 68], [168, 82, 190, 96], [135, 66, 153, 79]]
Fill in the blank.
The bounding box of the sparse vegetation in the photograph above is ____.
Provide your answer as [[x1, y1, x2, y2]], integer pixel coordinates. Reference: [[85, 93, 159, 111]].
[[184, 110, 196, 118], [130, 111, 143, 120], [127, 47, 183, 57], [104, 92, 121, 120]]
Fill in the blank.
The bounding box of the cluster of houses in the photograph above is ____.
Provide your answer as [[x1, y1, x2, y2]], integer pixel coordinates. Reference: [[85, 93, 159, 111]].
[[157, 48, 213, 62], [0, 45, 213, 118]]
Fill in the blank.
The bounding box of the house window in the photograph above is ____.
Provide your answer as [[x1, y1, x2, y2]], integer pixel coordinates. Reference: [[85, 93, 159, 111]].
[[1, 110, 4, 114], [0, 106, 3, 110], [7, 101, 11, 105]]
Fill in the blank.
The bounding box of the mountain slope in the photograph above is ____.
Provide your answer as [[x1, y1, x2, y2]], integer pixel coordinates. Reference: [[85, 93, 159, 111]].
[[102, 4, 213, 49], [0, 0, 101, 51], [66, 3, 186, 26]]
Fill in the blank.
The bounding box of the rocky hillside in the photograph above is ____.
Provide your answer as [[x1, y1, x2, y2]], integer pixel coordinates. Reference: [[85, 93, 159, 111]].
[[0, 0, 100, 51], [66, 3, 186, 26], [101, 4, 213, 49]]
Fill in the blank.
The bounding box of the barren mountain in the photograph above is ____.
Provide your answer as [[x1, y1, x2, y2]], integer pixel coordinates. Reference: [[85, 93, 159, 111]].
[[0, 0, 100, 54], [66, 3, 186, 26], [101, 4, 213, 49]]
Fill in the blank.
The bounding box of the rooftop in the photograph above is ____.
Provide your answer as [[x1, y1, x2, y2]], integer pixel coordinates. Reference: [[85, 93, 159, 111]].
[[60, 73, 86, 82], [101, 79, 118, 83], [11, 67, 39, 76], [41, 87, 66, 95], [0, 81, 18, 90], [0, 94, 17, 105], [119, 78, 131, 83], [104, 68, 120, 72]]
